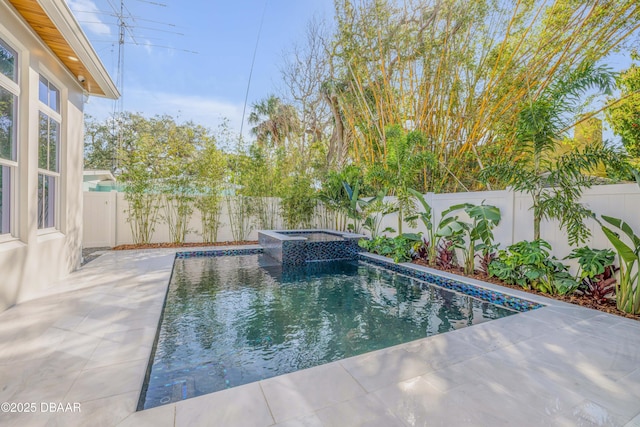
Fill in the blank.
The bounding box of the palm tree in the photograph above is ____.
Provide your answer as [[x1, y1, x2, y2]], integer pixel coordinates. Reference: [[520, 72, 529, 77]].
[[371, 125, 436, 234], [248, 95, 300, 148], [480, 62, 626, 246]]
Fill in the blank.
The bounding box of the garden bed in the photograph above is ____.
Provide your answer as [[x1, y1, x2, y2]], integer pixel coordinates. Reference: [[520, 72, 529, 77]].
[[112, 241, 258, 251], [412, 259, 640, 322]]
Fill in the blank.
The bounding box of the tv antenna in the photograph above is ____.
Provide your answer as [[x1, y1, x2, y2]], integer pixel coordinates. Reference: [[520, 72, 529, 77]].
[[73, 0, 196, 114], [71, 0, 197, 170]]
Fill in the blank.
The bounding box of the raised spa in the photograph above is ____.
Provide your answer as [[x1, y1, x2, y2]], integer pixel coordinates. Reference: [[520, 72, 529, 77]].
[[258, 229, 366, 265]]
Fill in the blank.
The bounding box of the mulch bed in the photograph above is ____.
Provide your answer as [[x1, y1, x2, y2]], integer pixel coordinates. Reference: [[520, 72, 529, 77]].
[[412, 259, 640, 322], [112, 241, 258, 251]]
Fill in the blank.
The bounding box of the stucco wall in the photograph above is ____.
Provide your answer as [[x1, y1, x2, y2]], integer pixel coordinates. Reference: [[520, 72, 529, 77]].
[[0, 1, 86, 312]]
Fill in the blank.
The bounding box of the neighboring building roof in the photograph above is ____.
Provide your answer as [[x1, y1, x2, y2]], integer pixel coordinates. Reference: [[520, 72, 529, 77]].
[[83, 170, 116, 182], [7, 0, 119, 99]]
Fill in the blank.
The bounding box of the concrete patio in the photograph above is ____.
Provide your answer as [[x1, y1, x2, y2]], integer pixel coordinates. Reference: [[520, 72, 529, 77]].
[[0, 247, 639, 427]]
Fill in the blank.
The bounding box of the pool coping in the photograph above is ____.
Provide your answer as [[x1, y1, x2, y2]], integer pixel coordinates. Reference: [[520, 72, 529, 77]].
[[1, 245, 638, 426], [257, 229, 368, 241]]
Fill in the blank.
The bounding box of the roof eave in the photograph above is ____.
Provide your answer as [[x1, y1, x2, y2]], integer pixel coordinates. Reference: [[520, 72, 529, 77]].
[[37, 0, 119, 99]]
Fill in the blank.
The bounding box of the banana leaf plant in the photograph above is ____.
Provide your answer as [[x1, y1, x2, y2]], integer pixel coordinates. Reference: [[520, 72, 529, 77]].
[[360, 190, 397, 238], [406, 189, 468, 266], [466, 203, 502, 275], [406, 188, 437, 264], [342, 181, 362, 233], [434, 204, 477, 273], [600, 215, 640, 314], [439, 202, 502, 275]]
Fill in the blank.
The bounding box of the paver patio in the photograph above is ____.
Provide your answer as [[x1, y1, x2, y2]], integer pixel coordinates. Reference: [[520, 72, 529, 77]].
[[0, 247, 639, 426]]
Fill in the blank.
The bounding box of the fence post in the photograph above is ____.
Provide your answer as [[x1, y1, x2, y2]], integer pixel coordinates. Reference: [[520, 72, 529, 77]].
[[508, 187, 516, 246], [110, 191, 117, 247]]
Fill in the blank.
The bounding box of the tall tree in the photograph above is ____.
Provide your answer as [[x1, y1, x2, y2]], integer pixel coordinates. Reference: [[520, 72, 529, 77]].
[[248, 95, 300, 149], [606, 51, 640, 169], [329, 0, 640, 192], [279, 18, 335, 165]]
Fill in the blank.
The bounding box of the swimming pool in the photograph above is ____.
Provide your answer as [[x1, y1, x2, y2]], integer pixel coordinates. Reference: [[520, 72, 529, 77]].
[[138, 251, 539, 410]]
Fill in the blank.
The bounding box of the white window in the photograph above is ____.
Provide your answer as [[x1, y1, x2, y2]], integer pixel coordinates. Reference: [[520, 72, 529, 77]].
[[0, 37, 18, 237], [37, 75, 60, 230]]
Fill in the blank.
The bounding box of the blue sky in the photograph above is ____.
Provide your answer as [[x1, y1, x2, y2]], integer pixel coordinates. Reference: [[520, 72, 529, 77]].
[[68, 0, 334, 139]]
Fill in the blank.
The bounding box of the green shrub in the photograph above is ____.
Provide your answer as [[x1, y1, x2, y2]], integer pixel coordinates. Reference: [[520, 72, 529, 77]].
[[565, 247, 617, 303], [359, 233, 423, 263], [489, 240, 579, 295]]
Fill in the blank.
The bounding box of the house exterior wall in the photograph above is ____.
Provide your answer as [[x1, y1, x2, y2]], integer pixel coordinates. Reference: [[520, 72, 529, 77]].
[[0, 1, 86, 312]]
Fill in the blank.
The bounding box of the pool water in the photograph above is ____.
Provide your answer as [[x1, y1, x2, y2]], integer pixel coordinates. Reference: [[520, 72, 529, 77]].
[[138, 254, 517, 410]]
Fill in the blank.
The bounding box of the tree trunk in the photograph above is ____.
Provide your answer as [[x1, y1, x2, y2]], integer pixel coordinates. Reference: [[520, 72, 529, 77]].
[[324, 89, 346, 168], [533, 202, 541, 241]]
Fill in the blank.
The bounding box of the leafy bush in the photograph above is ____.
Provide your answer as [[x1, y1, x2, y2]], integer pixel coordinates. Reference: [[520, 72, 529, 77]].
[[489, 240, 579, 295], [359, 233, 423, 263], [477, 247, 498, 274], [436, 239, 457, 269], [566, 247, 617, 304]]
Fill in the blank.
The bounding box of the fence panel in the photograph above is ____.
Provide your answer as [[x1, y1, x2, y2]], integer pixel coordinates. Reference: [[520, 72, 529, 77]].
[[82, 191, 116, 248], [83, 183, 640, 266]]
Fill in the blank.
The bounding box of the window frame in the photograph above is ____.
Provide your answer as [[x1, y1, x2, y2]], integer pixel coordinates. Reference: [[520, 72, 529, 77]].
[[0, 35, 19, 241], [36, 73, 61, 233]]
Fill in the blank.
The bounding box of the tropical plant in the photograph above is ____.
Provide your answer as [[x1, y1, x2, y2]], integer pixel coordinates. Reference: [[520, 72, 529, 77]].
[[436, 240, 457, 270], [434, 205, 470, 269], [405, 191, 470, 267], [358, 190, 395, 238], [316, 166, 368, 231], [425, 202, 501, 275], [367, 126, 436, 233], [342, 181, 362, 233], [489, 240, 579, 295], [463, 203, 502, 274], [359, 233, 423, 263], [477, 247, 498, 275], [565, 247, 617, 304], [600, 215, 640, 314], [248, 95, 300, 148], [406, 189, 437, 265], [480, 62, 625, 246]]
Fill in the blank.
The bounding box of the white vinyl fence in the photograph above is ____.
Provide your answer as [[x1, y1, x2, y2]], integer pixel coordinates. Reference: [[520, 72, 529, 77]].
[[83, 183, 640, 268], [82, 193, 287, 247]]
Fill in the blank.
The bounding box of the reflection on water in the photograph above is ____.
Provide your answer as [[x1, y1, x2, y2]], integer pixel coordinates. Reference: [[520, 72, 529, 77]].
[[139, 255, 516, 410]]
